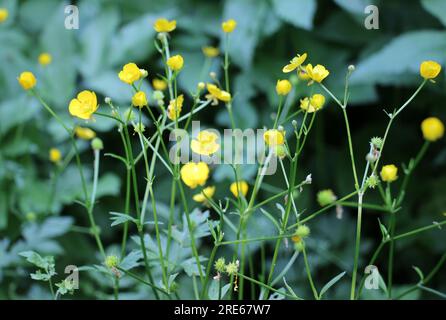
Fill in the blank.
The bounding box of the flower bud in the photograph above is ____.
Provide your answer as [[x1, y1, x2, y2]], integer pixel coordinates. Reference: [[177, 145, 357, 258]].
[[317, 189, 337, 207], [104, 97, 111, 104], [139, 69, 148, 78], [198, 82, 205, 90], [91, 138, 104, 151], [348, 65, 356, 72], [295, 225, 310, 238]]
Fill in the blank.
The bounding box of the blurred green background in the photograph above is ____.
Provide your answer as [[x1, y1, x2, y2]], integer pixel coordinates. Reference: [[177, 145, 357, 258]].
[[0, 0, 445, 299]]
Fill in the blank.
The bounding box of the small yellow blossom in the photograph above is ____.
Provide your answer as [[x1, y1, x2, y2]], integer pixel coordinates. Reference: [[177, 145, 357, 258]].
[[0, 8, 8, 23], [298, 66, 311, 80], [421, 117, 444, 142], [191, 130, 220, 156], [305, 64, 330, 83], [300, 94, 326, 113], [276, 79, 292, 95], [132, 91, 148, 108], [38, 53, 52, 66], [264, 129, 285, 146], [180, 162, 210, 189], [206, 83, 231, 105], [167, 94, 184, 120], [49, 148, 62, 163], [75, 126, 96, 140], [68, 90, 98, 120], [282, 53, 307, 73], [202, 46, 220, 58], [222, 19, 237, 33], [152, 78, 167, 91], [420, 60, 441, 79], [380, 164, 398, 183], [230, 181, 249, 198], [118, 63, 141, 84], [167, 55, 184, 72], [193, 186, 216, 203], [153, 18, 176, 33], [18, 71, 37, 90]]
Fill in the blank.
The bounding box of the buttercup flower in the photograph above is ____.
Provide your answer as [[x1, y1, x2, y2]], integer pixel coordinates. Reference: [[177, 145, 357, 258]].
[[276, 79, 292, 95], [191, 130, 220, 156], [317, 189, 337, 207], [298, 65, 311, 80], [132, 91, 148, 108], [154, 18, 176, 33], [380, 164, 398, 182], [38, 53, 52, 66], [49, 148, 62, 163], [167, 94, 184, 120], [118, 63, 141, 84], [0, 8, 8, 23], [18, 71, 37, 90], [420, 61, 441, 80], [305, 64, 330, 83], [167, 55, 184, 72], [75, 126, 96, 140], [222, 19, 237, 33], [180, 162, 210, 189], [193, 186, 216, 203], [202, 46, 220, 58], [300, 94, 326, 113], [206, 83, 231, 105], [230, 181, 249, 198], [68, 90, 99, 120], [264, 129, 285, 146], [282, 53, 307, 73], [152, 78, 167, 91], [421, 117, 444, 142]]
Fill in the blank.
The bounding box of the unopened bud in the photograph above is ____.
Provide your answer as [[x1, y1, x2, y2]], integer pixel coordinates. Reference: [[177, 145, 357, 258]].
[[91, 138, 104, 151], [104, 97, 111, 104]]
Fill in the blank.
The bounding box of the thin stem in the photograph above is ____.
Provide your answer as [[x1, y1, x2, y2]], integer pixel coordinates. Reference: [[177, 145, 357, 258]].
[[302, 244, 319, 300]]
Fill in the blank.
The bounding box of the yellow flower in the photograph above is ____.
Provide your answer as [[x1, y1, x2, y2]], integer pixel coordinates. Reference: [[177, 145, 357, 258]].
[[191, 130, 220, 156], [300, 94, 326, 113], [132, 91, 148, 108], [230, 181, 249, 198], [202, 46, 220, 58], [38, 53, 52, 66], [0, 8, 8, 23], [421, 117, 444, 142], [68, 90, 99, 120], [298, 66, 311, 80], [420, 60, 441, 79], [18, 71, 37, 90], [180, 162, 210, 189], [118, 63, 141, 84], [380, 164, 398, 182], [49, 148, 62, 163], [193, 186, 216, 203], [167, 94, 184, 120], [167, 55, 184, 72], [264, 129, 285, 146], [305, 64, 330, 83], [75, 126, 96, 140], [152, 78, 167, 91], [282, 53, 307, 73], [153, 18, 176, 33], [205, 83, 231, 105], [276, 79, 292, 95], [222, 19, 237, 33]]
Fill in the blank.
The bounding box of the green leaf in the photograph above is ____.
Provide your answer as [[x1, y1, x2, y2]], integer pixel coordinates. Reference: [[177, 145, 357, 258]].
[[412, 266, 424, 282], [120, 250, 142, 270], [208, 280, 231, 300], [19, 251, 48, 269], [272, 0, 316, 30], [109, 211, 138, 227], [352, 31, 446, 85], [319, 271, 346, 298], [421, 0, 446, 27], [93, 173, 122, 199]]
